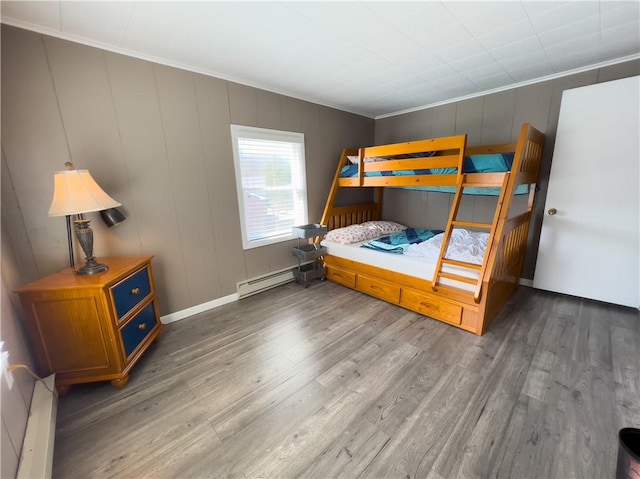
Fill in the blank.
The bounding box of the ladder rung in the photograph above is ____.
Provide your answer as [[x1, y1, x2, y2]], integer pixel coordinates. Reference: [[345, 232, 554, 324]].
[[441, 258, 481, 270], [462, 182, 504, 188], [451, 220, 492, 229], [463, 173, 508, 186], [437, 272, 478, 285]]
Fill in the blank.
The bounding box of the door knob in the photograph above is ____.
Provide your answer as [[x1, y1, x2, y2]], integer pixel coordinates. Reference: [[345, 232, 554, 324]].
[[548, 208, 557, 215]]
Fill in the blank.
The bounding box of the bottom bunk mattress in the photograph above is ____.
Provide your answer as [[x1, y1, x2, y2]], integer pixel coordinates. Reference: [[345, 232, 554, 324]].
[[320, 229, 485, 292]]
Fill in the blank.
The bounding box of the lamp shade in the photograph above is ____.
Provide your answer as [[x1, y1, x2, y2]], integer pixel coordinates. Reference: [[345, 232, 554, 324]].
[[100, 207, 126, 227], [48, 169, 121, 217]]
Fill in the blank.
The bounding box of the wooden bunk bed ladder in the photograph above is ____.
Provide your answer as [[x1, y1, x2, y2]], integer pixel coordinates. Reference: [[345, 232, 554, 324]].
[[431, 171, 511, 303]]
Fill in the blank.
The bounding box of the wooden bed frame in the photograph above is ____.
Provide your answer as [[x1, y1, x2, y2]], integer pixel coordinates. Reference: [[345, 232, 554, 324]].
[[320, 123, 545, 335]]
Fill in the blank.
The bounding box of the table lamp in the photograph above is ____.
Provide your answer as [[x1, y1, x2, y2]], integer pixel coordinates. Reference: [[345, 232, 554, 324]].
[[100, 207, 126, 228], [48, 162, 121, 275]]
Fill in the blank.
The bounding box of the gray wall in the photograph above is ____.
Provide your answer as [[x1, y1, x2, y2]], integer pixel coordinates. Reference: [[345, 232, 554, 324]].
[[1, 25, 374, 316], [375, 59, 640, 279], [1, 223, 37, 478], [0, 25, 373, 473]]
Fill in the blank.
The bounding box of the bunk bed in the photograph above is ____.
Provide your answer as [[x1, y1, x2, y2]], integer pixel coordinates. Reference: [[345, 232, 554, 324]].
[[319, 123, 545, 335]]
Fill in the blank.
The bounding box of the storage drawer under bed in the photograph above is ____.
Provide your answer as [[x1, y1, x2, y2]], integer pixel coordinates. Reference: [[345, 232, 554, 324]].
[[326, 267, 356, 288], [401, 287, 462, 325], [356, 274, 401, 304], [325, 262, 464, 328]]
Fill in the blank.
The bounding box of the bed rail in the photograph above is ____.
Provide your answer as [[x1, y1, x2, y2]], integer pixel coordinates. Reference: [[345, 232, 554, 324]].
[[322, 203, 380, 231], [490, 212, 532, 284], [339, 134, 467, 188], [480, 211, 532, 333]]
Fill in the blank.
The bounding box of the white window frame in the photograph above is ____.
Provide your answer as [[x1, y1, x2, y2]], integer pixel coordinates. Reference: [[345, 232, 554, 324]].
[[230, 124, 308, 250]]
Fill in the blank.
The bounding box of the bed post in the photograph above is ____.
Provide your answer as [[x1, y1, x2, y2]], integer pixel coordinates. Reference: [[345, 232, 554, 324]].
[[480, 123, 545, 331], [320, 148, 357, 230], [374, 187, 383, 221]]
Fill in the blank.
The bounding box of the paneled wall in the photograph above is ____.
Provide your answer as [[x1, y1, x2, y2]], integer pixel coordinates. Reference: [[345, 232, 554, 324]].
[[1, 26, 372, 470], [1, 222, 37, 478], [375, 59, 640, 279], [1, 25, 374, 316]]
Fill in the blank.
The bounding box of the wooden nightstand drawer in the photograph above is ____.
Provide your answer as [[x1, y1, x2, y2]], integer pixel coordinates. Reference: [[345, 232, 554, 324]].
[[112, 266, 152, 320], [120, 301, 158, 358]]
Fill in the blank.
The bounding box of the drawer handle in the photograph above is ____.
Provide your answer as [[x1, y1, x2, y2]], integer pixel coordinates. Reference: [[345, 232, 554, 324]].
[[131, 288, 141, 295], [138, 323, 147, 331]]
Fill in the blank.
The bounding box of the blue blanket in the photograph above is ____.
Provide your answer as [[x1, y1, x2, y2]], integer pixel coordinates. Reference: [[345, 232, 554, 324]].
[[361, 228, 443, 254]]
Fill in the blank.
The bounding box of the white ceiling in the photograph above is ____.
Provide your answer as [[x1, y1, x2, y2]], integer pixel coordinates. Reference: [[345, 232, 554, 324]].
[[2, 1, 639, 119]]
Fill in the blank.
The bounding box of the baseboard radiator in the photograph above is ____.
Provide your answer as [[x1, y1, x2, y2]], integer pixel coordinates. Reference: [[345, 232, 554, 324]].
[[17, 374, 57, 479], [237, 267, 295, 299]]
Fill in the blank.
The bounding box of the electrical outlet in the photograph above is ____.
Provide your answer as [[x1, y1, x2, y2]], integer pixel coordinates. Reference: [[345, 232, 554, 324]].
[[0, 341, 13, 389]]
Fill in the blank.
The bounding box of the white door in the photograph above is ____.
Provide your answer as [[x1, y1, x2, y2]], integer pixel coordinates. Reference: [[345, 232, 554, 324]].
[[533, 76, 640, 308]]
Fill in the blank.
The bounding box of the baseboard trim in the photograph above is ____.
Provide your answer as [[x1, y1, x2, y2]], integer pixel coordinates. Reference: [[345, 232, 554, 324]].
[[17, 374, 57, 479], [160, 293, 238, 324], [520, 278, 533, 287]]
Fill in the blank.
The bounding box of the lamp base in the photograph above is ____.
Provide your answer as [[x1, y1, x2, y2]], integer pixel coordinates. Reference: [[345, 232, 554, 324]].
[[73, 218, 108, 275], [76, 258, 109, 275]]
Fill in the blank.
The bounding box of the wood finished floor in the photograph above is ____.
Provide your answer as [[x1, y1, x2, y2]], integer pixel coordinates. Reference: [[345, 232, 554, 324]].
[[53, 281, 639, 479]]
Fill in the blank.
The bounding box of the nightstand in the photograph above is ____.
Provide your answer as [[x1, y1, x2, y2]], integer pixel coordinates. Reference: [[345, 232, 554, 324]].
[[15, 255, 163, 395]]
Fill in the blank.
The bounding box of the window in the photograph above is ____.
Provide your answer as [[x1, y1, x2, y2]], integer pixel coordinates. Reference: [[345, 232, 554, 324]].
[[230, 125, 308, 249]]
